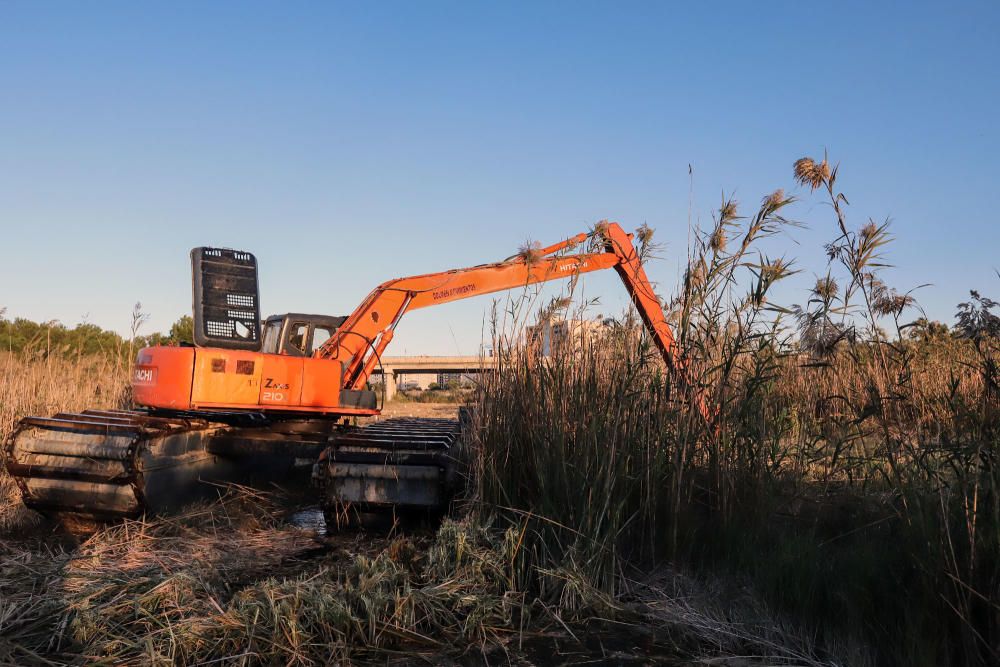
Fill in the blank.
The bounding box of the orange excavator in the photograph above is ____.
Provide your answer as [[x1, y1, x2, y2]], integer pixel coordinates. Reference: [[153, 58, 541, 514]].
[[5, 222, 690, 528]]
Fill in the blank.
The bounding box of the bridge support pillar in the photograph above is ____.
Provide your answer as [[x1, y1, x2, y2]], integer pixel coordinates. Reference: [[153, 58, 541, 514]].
[[383, 369, 397, 402]]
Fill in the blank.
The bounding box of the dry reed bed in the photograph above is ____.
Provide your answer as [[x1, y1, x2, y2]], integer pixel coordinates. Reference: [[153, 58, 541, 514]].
[[0, 350, 832, 664], [0, 485, 834, 666], [470, 154, 998, 666], [474, 327, 997, 666], [0, 351, 131, 436]]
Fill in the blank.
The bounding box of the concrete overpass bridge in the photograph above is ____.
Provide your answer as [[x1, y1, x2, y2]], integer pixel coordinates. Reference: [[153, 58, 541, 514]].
[[370, 356, 496, 400]]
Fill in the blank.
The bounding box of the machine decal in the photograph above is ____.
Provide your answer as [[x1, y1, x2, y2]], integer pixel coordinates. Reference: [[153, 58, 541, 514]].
[[133, 366, 157, 385], [264, 378, 290, 390], [432, 283, 475, 300], [559, 260, 588, 272]]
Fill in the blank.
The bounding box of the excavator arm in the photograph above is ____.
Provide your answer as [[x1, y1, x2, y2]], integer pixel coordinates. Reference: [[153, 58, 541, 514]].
[[315, 222, 682, 393]]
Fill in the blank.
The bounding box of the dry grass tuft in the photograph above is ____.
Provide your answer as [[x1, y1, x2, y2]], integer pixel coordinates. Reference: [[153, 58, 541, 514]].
[[1, 488, 322, 663], [636, 222, 655, 246], [764, 188, 786, 209], [793, 156, 831, 190], [709, 226, 728, 252], [517, 240, 543, 265], [719, 198, 739, 223], [0, 473, 40, 534]]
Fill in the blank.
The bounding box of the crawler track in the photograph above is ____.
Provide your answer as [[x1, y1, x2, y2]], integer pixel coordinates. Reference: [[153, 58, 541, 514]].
[[4, 410, 220, 521], [5, 410, 467, 531], [317, 417, 463, 520], [4, 410, 331, 529]]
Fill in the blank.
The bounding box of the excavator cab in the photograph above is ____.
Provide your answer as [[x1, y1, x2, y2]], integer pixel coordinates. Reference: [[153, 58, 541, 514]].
[[189, 247, 348, 358], [261, 314, 349, 356]]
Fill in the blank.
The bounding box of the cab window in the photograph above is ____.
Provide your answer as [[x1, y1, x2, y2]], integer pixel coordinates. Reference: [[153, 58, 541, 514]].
[[311, 326, 334, 353], [262, 320, 282, 354], [285, 322, 309, 356]]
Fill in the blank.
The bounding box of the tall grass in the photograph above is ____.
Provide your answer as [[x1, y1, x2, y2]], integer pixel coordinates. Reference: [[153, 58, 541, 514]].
[[471, 156, 999, 666], [0, 350, 131, 435]]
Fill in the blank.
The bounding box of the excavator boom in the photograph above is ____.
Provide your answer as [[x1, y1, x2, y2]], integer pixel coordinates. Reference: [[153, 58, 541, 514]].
[[320, 222, 681, 394]]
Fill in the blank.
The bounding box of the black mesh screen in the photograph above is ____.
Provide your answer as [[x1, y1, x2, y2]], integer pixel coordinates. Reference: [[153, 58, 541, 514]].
[[190, 247, 262, 351]]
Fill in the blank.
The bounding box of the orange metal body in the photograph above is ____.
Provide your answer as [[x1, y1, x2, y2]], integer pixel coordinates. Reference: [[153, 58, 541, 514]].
[[133, 222, 697, 419], [133, 346, 372, 416]]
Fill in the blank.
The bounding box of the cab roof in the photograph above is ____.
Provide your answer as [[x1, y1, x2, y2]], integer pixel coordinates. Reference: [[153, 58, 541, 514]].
[[264, 313, 348, 329]]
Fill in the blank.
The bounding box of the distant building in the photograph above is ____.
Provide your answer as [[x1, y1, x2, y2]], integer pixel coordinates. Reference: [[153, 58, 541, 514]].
[[436, 372, 476, 387], [400, 373, 437, 390], [525, 316, 611, 356]]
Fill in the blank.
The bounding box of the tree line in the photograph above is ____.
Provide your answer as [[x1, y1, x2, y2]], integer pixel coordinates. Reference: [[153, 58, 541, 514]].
[[0, 308, 193, 357]]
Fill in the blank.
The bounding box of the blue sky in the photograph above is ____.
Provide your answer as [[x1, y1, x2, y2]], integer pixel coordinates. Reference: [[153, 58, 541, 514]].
[[1, 2, 997, 353]]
